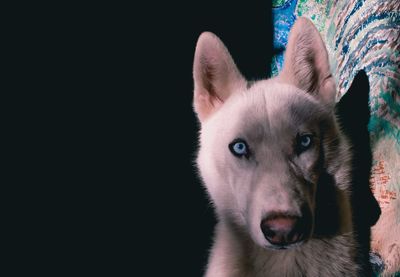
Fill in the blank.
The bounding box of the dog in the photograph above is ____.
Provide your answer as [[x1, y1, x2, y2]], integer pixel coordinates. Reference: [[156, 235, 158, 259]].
[[192, 17, 365, 276]]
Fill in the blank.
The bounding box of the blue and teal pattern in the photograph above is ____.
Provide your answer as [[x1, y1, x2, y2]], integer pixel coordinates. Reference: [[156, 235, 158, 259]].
[[271, 0, 297, 74], [272, 0, 400, 275]]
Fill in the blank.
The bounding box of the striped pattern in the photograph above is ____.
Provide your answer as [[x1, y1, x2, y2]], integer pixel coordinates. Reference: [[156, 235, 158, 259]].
[[325, 1, 400, 146]]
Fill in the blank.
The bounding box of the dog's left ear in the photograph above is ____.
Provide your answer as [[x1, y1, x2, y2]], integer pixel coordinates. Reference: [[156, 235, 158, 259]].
[[279, 17, 336, 106]]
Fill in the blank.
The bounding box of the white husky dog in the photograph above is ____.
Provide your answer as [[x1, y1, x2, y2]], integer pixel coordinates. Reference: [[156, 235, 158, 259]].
[[193, 18, 361, 276]]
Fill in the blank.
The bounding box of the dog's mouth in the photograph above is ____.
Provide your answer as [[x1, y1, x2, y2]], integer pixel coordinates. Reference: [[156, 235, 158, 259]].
[[265, 240, 305, 250]]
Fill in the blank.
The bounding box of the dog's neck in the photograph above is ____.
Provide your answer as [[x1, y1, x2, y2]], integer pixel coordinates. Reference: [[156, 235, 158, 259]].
[[247, 232, 358, 277]]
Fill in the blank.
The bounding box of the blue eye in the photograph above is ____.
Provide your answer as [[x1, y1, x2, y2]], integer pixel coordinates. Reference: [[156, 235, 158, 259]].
[[300, 136, 311, 147], [229, 139, 249, 158], [297, 134, 313, 152]]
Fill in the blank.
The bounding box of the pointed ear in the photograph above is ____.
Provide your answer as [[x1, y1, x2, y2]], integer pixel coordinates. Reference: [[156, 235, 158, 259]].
[[279, 17, 336, 106], [193, 32, 246, 122]]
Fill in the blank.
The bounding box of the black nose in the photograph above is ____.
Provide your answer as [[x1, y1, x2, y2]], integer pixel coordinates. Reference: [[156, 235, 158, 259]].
[[261, 214, 304, 246]]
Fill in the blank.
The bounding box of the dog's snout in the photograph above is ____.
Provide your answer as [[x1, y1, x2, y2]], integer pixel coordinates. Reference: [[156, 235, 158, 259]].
[[261, 213, 304, 247]]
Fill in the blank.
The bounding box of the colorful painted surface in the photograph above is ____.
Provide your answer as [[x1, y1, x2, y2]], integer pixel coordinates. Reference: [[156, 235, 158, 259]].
[[272, 0, 400, 275]]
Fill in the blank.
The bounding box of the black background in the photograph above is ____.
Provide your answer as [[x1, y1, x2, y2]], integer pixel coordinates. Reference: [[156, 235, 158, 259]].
[[33, 1, 277, 275]]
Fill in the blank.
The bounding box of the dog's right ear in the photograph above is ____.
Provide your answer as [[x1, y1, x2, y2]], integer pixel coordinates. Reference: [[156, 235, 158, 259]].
[[193, 32, 246, 122]]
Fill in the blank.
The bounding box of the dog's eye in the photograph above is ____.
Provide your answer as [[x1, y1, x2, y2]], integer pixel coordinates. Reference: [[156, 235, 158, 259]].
[[229, 139, 249, 158], [297, 134, 313, 152]]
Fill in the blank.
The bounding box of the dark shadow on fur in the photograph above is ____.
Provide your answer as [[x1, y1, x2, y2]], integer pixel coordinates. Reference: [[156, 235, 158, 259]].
[[313, 171, 341, 237], [336, 70, 381, 276]]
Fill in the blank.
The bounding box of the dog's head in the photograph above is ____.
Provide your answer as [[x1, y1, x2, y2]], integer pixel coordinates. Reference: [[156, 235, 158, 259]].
[[193, 18, 352, 250]]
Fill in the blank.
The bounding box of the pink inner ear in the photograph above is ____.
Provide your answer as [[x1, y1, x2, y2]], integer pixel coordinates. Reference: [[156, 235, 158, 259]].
[[319, 74, 336, 104], [194, 88, 223, 122], [199, 54, 226, 101]]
